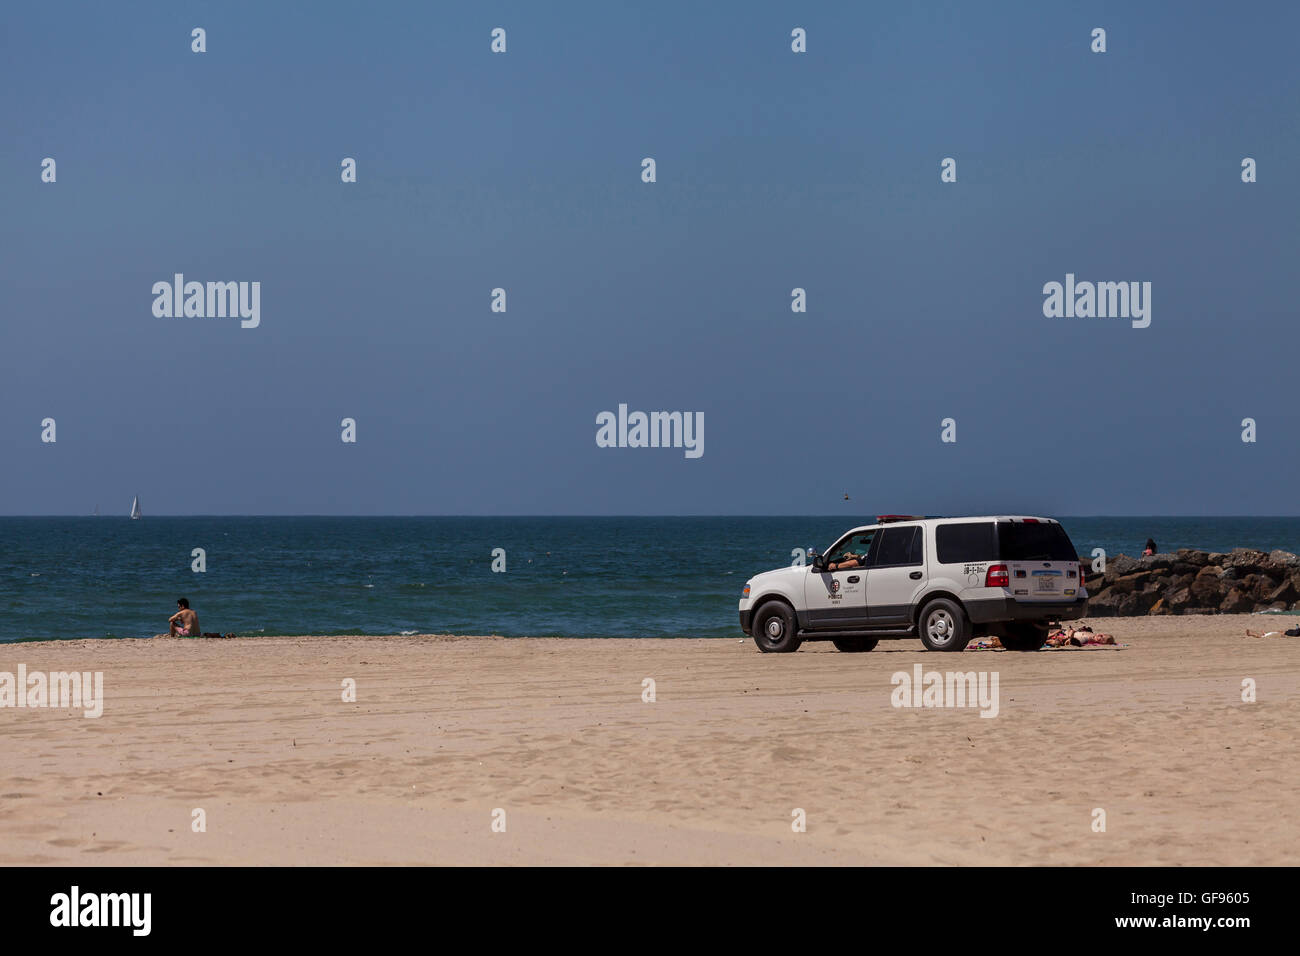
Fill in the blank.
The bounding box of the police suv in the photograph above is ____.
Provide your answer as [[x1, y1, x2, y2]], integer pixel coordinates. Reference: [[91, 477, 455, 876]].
[[738, 516, 1088, 653]]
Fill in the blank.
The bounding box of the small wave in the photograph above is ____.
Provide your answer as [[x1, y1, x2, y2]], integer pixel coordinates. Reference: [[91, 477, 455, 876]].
[[399, 629, 418, 636]]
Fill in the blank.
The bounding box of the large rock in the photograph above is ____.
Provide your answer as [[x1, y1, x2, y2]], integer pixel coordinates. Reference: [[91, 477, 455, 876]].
[[1166, 587, 1195, 613], [1266, 578, 1300, 605], [1252, 574, 1281, 601], [1190, 566, 1225, 606], [1175, 549, 1211, 567], [1097, 591, 1152, 617], [1138, 553, 1176, 571], [1268, 550, 1299, 569], [1223, 549, 1268, 573], [1108, 554, 1139, 577], [1109, 571, 1153, 595], [1128, 590, 1161, 614], [1084, 590, 1123, 617], [1220, 587, 1255, 613]]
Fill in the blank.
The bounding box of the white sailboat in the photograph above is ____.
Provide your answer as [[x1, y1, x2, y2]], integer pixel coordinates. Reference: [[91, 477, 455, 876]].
[[130, 496, 142, 520]]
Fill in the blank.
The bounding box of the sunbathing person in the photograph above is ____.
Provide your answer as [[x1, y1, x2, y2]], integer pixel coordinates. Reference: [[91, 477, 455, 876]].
[[1245, 626, 1300, 638], [1047, 624, 1116, 646]]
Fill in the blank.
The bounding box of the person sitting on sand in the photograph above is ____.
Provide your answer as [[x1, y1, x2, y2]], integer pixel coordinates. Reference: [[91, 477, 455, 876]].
[[1143, 538, 1157, 556], [168, 598, 199, 637]]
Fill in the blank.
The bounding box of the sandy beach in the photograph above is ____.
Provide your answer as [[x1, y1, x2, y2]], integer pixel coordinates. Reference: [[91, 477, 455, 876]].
[[2, 616, 1298, 866]]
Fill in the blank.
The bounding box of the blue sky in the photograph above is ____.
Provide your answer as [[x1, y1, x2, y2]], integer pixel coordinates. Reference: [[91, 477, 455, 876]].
[[3, 1, 1298, 515]]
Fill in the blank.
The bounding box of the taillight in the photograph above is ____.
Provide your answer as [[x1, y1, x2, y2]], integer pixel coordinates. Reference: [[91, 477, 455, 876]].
[[1079, 562, 1086, 585], [986, 564, 1009, 588]]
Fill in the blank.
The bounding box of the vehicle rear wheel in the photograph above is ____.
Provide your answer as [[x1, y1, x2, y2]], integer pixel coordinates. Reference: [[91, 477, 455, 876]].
[[1001, 623, 1048, 651], [752, 602, 802, 653], [918, 599, 970, 652], [832, 638, 879, 652]]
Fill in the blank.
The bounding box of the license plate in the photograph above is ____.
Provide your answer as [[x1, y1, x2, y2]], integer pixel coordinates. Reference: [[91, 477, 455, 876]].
[[1035, 575, 1059, 591]]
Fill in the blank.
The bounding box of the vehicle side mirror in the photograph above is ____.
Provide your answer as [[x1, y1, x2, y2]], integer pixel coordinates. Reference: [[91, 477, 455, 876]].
[[810, 553, 825, 571]]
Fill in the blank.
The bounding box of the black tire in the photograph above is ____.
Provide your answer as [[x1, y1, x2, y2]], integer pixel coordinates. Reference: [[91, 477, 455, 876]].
[[918, 598, 970, 652], [752, 602, 802, 653], [832, 638, 879, 652], [1001, 623, 1048, 651]]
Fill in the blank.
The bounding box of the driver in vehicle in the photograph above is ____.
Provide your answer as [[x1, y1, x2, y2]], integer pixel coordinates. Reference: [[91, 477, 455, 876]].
[[825, 533, 874, 571]]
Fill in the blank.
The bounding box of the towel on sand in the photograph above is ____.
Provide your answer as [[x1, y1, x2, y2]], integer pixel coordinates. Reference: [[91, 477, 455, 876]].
[[965, 639, 1129, 651]]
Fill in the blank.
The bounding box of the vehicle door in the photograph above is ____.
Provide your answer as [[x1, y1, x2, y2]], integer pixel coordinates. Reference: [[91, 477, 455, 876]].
[[865, 524, 925, 626], [804, 529, 877, 629]]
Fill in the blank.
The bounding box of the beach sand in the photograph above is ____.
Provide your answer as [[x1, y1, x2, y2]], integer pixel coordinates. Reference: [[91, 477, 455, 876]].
[[2, 616, 1298, 866]]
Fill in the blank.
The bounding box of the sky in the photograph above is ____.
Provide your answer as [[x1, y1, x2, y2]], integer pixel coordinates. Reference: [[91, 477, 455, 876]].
[[2, 1, 1298, 515]]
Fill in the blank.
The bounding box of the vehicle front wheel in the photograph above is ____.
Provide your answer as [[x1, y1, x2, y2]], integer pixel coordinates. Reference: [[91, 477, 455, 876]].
[[752, 602, 802, 653], [918, 599, 970, 652], [832, 638, 879, 652]]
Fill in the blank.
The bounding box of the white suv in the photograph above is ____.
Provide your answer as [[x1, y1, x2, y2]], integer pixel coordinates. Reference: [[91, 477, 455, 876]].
[[738, 515, 1088, 653]]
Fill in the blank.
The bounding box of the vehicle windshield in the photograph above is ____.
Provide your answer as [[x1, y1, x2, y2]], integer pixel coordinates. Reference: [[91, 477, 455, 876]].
[[997, 522, 1078, 561]]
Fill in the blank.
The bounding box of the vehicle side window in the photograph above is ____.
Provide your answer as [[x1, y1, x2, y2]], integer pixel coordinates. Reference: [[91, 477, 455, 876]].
[[873, 525, 922, 568], [827, 531, 875, 566], [996, 521, 1079, 561], [906, 526, 923, 565], [935, 522, 996, 564]]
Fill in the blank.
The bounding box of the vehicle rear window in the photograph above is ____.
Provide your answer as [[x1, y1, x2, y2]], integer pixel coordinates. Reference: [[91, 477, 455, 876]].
[[874, 525, 922, 567], [936, 522, 996, 564], [996, 522, 1078, 561]]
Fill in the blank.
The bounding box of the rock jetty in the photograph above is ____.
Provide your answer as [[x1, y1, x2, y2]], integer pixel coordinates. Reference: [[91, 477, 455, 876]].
[[1081, 549, 1300, 616]]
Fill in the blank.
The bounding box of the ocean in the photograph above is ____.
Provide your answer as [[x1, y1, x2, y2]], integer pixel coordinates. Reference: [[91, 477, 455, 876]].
[[3, 516, 1299, 642]]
